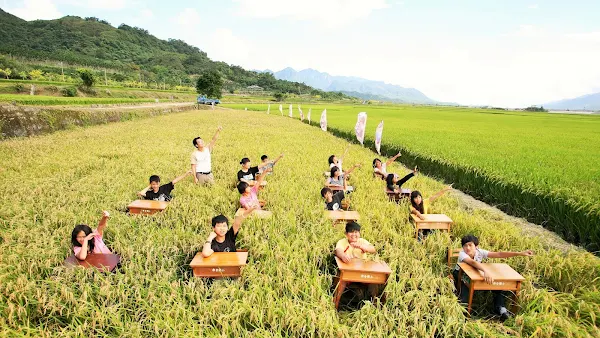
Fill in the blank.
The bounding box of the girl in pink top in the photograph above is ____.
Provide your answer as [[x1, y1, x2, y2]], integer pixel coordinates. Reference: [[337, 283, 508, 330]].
[[237, 167, 271, 210], [71, 210, 112, 260]]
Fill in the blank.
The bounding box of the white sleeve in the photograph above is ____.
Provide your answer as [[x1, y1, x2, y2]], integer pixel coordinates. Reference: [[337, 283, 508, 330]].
[[479, 249, 489, 260], [457, 251, 469, 263]]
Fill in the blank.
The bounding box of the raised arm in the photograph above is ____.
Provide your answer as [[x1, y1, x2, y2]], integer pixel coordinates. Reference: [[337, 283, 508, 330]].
[[97, 210, 110, 236], [487, 250, 534, 259], [343, 173, 348, 191], [208, 126, 223, 150], [340, 144, 350, 161], [137, 185, 151, 198], [256, 167, 271, 186], [232, 206, 257, 234], [272, 153, 284, 165], [201, 231, 217, 258], [344, 163, 362, 176], [172, 170, 192, 185], [385, 151, 402, 166], [428, 185, 453, 203]]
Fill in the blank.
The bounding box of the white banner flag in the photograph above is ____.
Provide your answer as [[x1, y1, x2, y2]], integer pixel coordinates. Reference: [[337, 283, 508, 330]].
[[375, 120, 384, 155], [299, 105, 304, 122], [307, 108, 311, 123], [320, 109, 327, 131], [289, 104, 293, 117], [279, 104, 283, 115], [267, 104, 270, 114], [355, 112, 367, 145]]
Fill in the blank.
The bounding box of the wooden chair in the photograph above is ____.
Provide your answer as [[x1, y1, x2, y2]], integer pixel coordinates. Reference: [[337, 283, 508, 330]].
[[447, 248, 462, 290]]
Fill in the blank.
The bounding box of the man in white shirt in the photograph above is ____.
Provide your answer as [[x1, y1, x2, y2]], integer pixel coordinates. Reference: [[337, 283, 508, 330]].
[[191, 126, 222, 185]]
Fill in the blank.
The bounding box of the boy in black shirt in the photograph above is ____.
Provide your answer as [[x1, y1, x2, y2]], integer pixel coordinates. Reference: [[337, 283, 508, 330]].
[[321, 175, 348, 210], [237, 157, 269, 185], [137, 171, 191, 202], [201, 207, 257, 257]]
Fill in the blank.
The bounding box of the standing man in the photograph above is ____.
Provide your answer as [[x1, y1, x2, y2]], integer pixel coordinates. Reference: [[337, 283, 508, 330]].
[[191, 126, 222, 185]]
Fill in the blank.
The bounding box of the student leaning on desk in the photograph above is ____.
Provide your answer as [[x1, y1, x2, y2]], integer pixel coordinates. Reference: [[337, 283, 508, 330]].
[[453, 234, 534, 321], [334, 222, 376, 263]]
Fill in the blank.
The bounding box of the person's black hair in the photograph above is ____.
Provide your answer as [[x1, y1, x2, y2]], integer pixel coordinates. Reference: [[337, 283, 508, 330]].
[[192, 137, 202, 148], [461, 234, 479, 247], [240, 157, 250, 165], [149, 175, 160, 184], [211, 214, 229, 227], [328, 155, 335, 165], [261, 155, 268, 161], [237, 181, 249, 194], [345, 221, 361, 233], [71, 224, 95, 252], [330, 166, 340, 178], [321, 187, 332, 198], [372, 158, 381, 168], [410, 190, 424, 214]]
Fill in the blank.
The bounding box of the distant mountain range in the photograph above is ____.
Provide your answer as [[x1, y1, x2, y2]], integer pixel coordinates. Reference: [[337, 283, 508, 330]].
[[262, 67, 439, 104], [543, 92, 600, 111]]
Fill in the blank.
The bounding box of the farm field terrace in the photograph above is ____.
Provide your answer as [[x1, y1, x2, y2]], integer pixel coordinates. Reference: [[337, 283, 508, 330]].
[[223, 103, 600, 250], [0, 108, 599, 337]]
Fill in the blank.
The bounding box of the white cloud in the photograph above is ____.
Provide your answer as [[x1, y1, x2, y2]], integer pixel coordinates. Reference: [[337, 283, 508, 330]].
[[5, 0, 62, 20], [528, 4, 539, 9], [85, 0, 126, 10], [174, 8, 200, 27], [201, 28, 250, 66], [512, 24, 545, 37], [234, 0, 389, 26], [140, 8, 153, 20], [563, 31, 600, 43]]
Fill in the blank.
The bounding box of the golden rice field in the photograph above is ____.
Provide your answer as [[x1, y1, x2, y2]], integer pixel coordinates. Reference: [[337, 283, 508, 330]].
[[0, 108, 599, 337]]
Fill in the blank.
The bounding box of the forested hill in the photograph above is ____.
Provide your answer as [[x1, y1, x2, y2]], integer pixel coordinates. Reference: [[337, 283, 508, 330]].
[[0, 8, 338, 96]]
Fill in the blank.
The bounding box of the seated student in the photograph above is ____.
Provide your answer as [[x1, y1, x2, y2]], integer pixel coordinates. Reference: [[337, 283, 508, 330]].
[[237, 158, 269, 185], [335, 222, 377, 263], [453, 234, 534, 321], [137, 171, 192, 202], [373, 152, 402, 180], [258, 153, 284, 175], [321, 175, 348, 211], [410, 185, 453, 220], [201, 207, 257, 257], [326, 164, 361, 191], [328, 144, 350, 172], [71, 211, 112, 260], [238, 168, 271, 210], [386, 166, 418, 193]]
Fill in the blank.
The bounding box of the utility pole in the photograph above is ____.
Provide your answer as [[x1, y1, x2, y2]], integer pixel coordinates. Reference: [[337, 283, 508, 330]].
[[104, 69, 108, 86]]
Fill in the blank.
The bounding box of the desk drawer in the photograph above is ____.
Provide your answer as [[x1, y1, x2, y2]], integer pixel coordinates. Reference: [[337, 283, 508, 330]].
[[342, 270, 388, 284], [129, 207, 161, 215]]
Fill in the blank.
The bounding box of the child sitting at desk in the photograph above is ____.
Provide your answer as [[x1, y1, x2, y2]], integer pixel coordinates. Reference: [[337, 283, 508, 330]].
[[71, 211, 112, 260], [238, 168, 271, 210], [321, 174, 348, 211], [137, 171, 192, 202], [453, 234, 534, 321], [326, 164, 360, 191], [386, 166, 418, 193], [258, 153, 284, 175], [201, 207, 257, 257], [335, 222, 376, 263], [373, 152, 402, 180], [410, 186, 453, 220], [328, 144, 350, 172]]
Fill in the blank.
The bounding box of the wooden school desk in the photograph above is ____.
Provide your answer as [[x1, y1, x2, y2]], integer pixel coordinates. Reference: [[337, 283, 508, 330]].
[[333, 257, 392, 309], [410, 214, 453, 239], [235, 208, 273, 218], [127, 200, 169, 215], [325, 210, 360, 223], [457, 262, 525, 314], [189, 252, 249, 278], [64, 253, 121, 272]]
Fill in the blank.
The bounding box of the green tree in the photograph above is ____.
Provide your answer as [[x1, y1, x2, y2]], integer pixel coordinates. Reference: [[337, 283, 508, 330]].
[[77, 68, 96, 87], [29, 69, 43, 80], [273, 92, 287, 102], [19, 71, 28, 80], [3, 68, 12, 79], [196, 69, 223, 99]]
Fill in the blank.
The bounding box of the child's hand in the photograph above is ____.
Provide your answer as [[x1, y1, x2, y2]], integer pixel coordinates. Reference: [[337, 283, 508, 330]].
[[482, 270, 494, 284], [339, 253, 351, 263], [137, 192, 144, 197], [207, 231, 217, 241], [396, 151, 402, 157], [187, 170, 192, 175], [194, 176, 198, 184], [102, 210, 110, 218], [85, 232, 98, 241], [521, 250, 534, 256], [217, 126, 223, 131]]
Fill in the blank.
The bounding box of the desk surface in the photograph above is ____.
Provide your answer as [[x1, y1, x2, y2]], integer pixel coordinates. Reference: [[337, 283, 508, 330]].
[[335, 257, 392, 274], [459, 263, 525, 282], [410, 214, 453, 223], [128, 199, 169, 210], [189, 252, 249, 268], [325, 210, 360, 221], [64, 253, 121, 271]]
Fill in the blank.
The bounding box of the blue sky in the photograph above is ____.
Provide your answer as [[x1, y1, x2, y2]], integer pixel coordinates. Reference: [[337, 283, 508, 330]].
[[4, 0, 600, 107]]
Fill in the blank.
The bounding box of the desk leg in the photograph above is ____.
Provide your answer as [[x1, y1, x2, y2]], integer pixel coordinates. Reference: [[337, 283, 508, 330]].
[[415, 224, 419, 239], [467, 282, 475, 315], [334, 280, 347, 310], [512, 281, 521, 314]]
